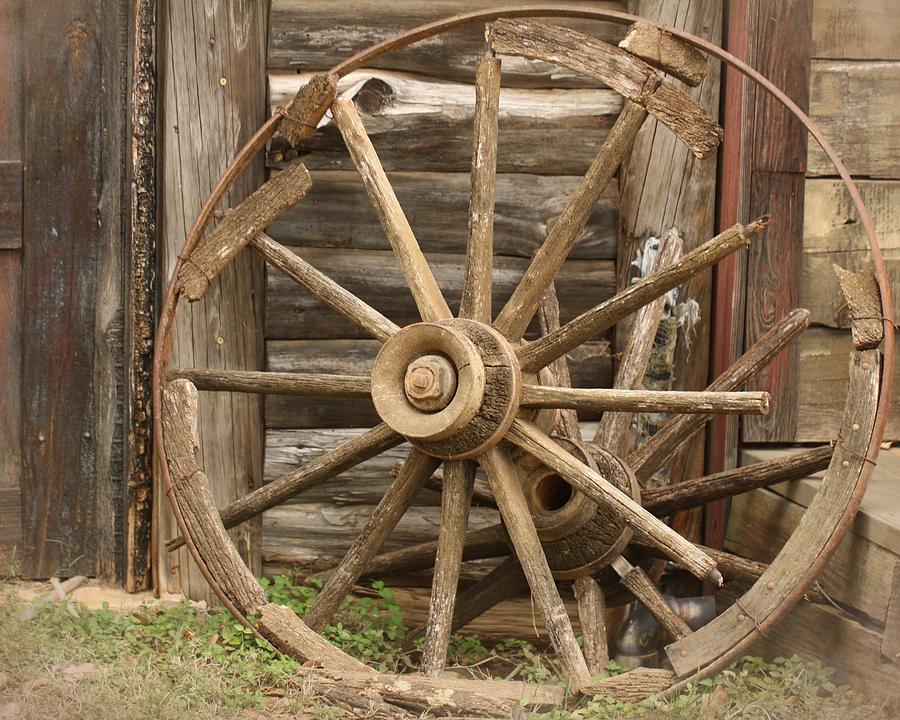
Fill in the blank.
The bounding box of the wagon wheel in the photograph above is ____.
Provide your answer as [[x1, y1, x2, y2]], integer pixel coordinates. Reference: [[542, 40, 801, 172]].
[[153, 7, 894, 713]]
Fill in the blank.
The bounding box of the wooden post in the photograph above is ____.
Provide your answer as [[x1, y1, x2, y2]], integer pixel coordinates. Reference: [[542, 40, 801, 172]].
[[156, 0, 268, 602]]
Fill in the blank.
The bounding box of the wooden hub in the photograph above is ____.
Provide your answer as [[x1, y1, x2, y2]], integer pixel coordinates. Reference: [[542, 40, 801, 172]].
[[371, 320, 521, 459]]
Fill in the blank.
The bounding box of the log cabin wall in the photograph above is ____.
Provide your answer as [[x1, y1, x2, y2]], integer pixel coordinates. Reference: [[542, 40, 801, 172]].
[[261, 1, 630, 578]]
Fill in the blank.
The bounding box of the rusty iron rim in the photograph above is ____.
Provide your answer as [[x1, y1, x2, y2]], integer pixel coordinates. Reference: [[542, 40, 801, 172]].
[[151, 4, 895, 692]]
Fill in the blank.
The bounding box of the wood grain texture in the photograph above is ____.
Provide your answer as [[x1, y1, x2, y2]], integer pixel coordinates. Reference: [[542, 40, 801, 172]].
[[802, 179, 899, 330], [331, 97, 451, 322], [611, 555, 691, 640], [882, 561, 900, 661], [254, 232, 400, 342], [177, 162, 312, 300], [519, 220, 761, 373], [156, 0, 267, 602], [618, 22, 708, 86], [807, 60, 900, 178], [521, 386, 770, 415], [266, 338, 612, 429], [812, 0, 900, 60], [275, 72, 337, 147], [267, 0, 626, 84], [0, 161, 22, 249], [161, 380, 268, 615], [488, 18, 722, 158], [170, 368, 371, 397], [832, 265, 883, 349], [304, 450, 440, 631], [573, 575, 609, 674], [267, 247, 615, 340], [22, 0, 105, 578], [269, 70, 623, 175], [0, 252, 22, 567], [460, 56, 500, 324], [740, 0, 811, 443], [669, 349, 881, 675], [266, 170, 619, 260], [481, 447, 591, 691]]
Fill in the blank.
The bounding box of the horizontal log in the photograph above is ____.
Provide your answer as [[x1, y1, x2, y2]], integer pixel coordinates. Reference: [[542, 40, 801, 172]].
[[802, 178, 900, 329], [813, 0, 900, 62], [267, 0, 626, 85], [808, 60, 900, 178], [796, 327, 900, 441], [265, 339, 612, 428], [265, 170, 619, 260], [269, 70, 623, 174], [520, 386, 771, 414], [266, 246, 616, 340]]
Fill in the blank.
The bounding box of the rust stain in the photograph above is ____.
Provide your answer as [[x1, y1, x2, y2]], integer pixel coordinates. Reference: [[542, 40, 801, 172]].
[[66, 20, 88, 76]]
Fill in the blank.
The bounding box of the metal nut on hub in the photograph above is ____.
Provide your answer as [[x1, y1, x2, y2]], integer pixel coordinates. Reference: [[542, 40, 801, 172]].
[[404, 355, 457, 411]]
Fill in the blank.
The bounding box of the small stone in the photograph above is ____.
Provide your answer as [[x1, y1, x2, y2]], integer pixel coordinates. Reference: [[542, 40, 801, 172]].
[[841, 460, 851, 468]]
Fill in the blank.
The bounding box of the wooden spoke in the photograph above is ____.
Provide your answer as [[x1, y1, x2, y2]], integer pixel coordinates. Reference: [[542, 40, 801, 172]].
[[168, 368, 370, 397], [593, 229, 684, 452], [642, 445, 833, 517], [506, 419, 721, 585], [537, 283, 580, 440], [421, 461, 476, 676], [610, 556, 691, 640], [166, 424, 403, 552], [493, 102, 648, 341], [331, 98, 452, 322], [354, 523, 508, 581], [628, 308, 811, 483], [573, 576, 609, 675], [252, 231, 399, 342], [304, 449, 441, 632], [518, 219, 769, 373], [481, 448, 592, 690], [521, 386, 771, 415], [404, 554, 527, 647], [459, 56, 501, 324]]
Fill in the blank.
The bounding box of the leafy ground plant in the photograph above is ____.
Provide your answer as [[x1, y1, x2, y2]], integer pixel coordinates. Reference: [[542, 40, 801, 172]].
[[2, 577, 898, 719]]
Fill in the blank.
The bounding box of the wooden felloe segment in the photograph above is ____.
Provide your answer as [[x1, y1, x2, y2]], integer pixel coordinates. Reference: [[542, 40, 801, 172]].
[[161, 380, 267, 615], [305, 449, 441, 631], [520, 386, 770, 415], [258, 603, 372, 673], [507, 419, 720, 585], [669, 349, 882, 675], [642, 445, 833, 517], [167, 423, 403, 551], [519, 219, 766, 373], [460, 56, 501, 325], [169, 368, 371, 397], [611, 555, 691, 640], [618, 22, 708, 86], [833, 265, 884, 349], [481, 447, 592, 691], [331, 98, 452, 323], [493, 101, 647, 341], [593, 229, 683, 453], [421, 460, 475, 675], [253, 231, 400, 342], [177, 162, 312, 301], [276, 72, 337, 146], [488, 19, 722, 158], [573, 576, 609, 674], [628, 308, 811, 483]]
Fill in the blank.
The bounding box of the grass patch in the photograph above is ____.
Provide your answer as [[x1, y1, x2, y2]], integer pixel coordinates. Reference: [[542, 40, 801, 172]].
[[1, 577, 897, 719]]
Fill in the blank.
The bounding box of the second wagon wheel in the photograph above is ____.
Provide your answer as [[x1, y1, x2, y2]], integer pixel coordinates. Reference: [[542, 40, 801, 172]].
[[153, 7, 894, 713]]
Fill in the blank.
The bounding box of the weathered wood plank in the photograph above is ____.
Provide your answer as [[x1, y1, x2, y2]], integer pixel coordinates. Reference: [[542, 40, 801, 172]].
[[883, 560, 900, 661], [267, 0, 626, 85], [0, 251, 22, 568], [21, 0, 105, 578], [795, 328, 900, 441], [0, 161, 22, 249], [156, 0, 268, 602], [802, 179, 900, 329], [740, 0, 811, 444], [266, 246, 615, 339], [265, 339, 612, 428], [808, 60, 900, 178], [266, 170, 618, 260], [616, 0, 722, 542], [812, 0, 900, 61], [269, 70, 623, 174], [746, 599, 900, 700]]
